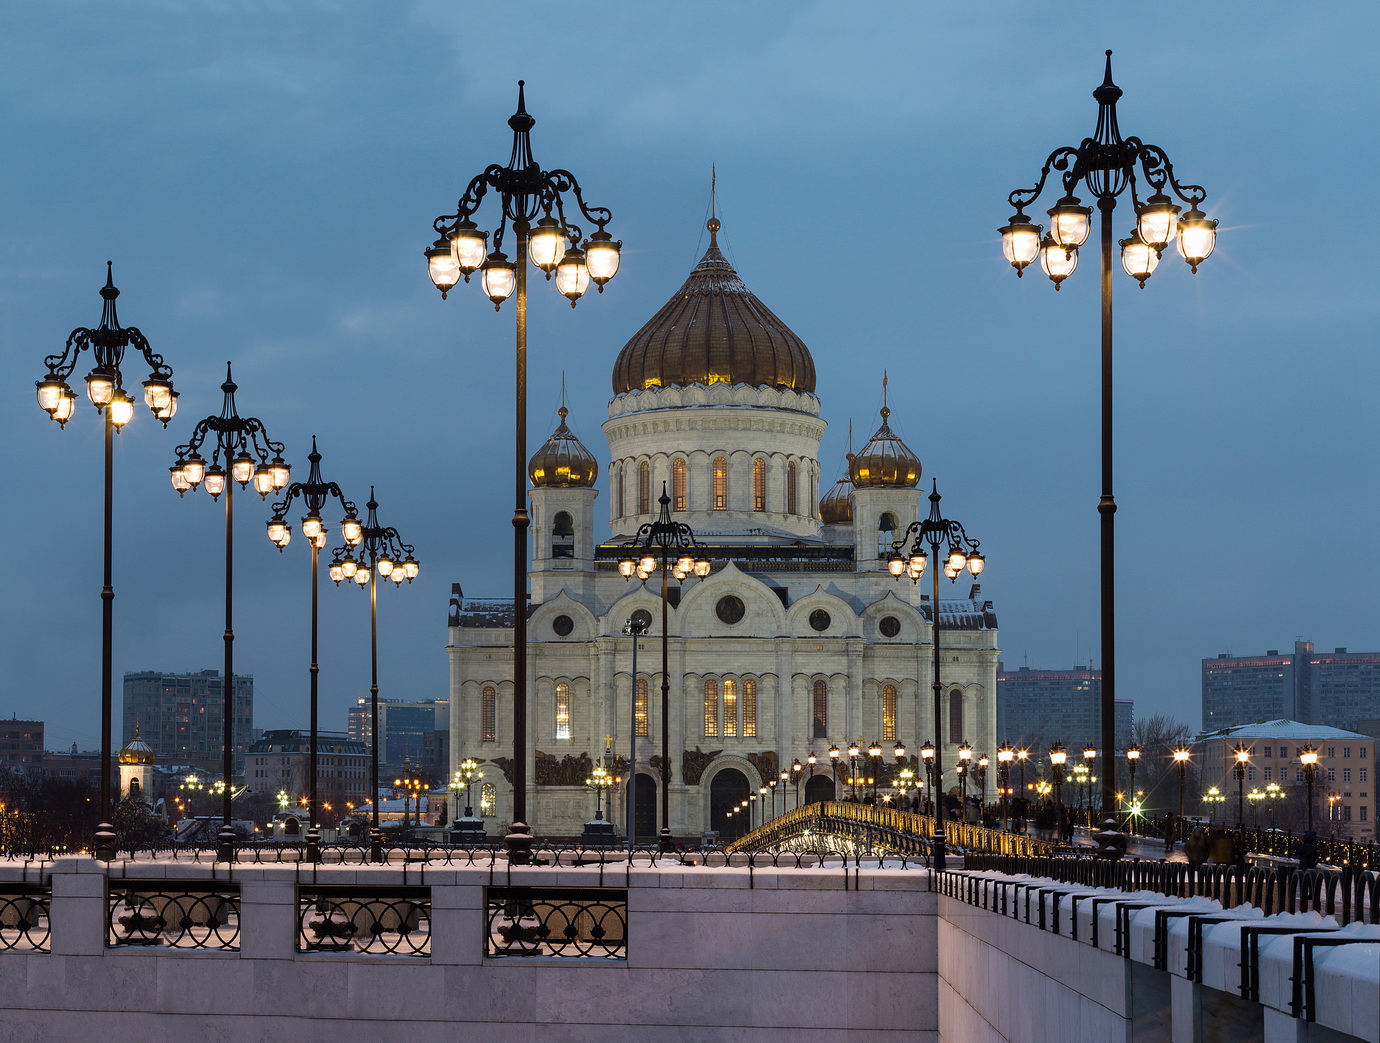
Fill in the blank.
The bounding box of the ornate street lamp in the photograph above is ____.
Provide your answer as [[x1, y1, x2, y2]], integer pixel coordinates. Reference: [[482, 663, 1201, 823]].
[[828, 744, 842, 801], [1172, 746, 1192, 847], [867, 740, 883, 803], [996, 743, 1014, 831], [791, 759, 804, 809], [266, 438, 361, 857], [327, 488, 418, 861], [37, 264, 176, 860], [622, 614, 649, 848], [977, 753, 990, 821], [1299, 745, 1319, 832], [847, 741, 862, 800], [1202, 786, 1225, 825], [1232, 744, 1252, 829], [427, 82, 620, 862], [171, 362, 289, 860], [1016, 747, 1030, 803], [1049, 743, 1068, 834], [1001, 53, 1217, 817], [452, 758, 483, 818], [888, 480, 985, 870], [919, 739, 936, 817], [956, 742, 973, 821], [617, 485, 710, 851], [393, 760, 425, 830]]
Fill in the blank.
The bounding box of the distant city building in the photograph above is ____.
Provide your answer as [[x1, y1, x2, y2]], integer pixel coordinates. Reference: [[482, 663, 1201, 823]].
[[245, 730, 370, 817], [0, 718, 44, 772], [1202, 641, 1380, 731], [347, 698, 449, 780], [122, 670, 254, 773], [996, 664, 1133, 755], [1192, 720, 1374, 842]]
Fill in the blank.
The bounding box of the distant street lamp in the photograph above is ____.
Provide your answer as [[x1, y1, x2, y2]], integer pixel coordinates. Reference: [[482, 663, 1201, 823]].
[[957, 742, 973, 821], [427, 82, 621, 861], [1049, 743, 1068, 832], [791, 760, 804, 809], [622, 614, 649, 847], [996, 743, 1014, 830], [328, 489, 418, 860], [1016, 748, 1030, 801], [452, 758, 483, 818], [37, 264, 177, 860], [393, 761, 424, 830], [976, 753, 990, 819], [1232, 745, 1251, 828], [1171, 746, 1192, 847], [618, 486, 710, 851], [828, 744, 842, 800], [847, 741, 862, 800], [1125, 744, 1141, 828], [1299, 745, 1319, 832], [919, 740, 936, 816], [1202, 786, 1225, 825], [867, 740, 883, 803], [171, 363, 290, 859], [888, 480, 986, 871], [267, 438, 362, 857], [1001, 53, 1217, 816]]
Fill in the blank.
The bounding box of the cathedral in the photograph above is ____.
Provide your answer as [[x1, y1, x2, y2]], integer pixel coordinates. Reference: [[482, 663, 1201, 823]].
[[447, 217, 999, 841]]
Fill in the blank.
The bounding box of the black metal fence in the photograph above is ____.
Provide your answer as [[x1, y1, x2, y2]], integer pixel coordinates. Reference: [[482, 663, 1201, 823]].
[[107, 881, 240, 949], [954, 853, 1379, 926], [297, 886, 430, 956], [486, 887, 627, 959], [0, 885, 50, 952]]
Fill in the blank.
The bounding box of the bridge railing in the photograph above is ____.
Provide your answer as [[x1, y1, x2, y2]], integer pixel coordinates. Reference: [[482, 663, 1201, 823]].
[[723, 802, 1063, 857]]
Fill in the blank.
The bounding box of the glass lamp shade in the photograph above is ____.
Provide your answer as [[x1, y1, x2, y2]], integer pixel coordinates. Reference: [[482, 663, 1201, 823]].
[[376, 556, 394, 577], [909, 552, 928, 575], [1299, 747, 1318, 766], [584, 231, 621, 288], [402, 557, 419, 580], [868, 741, 883, 759], [253, 465, 275, 497], [481, 251, 517, 309], [1173, 748, 1191, 763], [1049, 746, 1067, 766], [170, 464, 191, 494], [310, 531, 326, 550], [1083, 746, 1097, 760], [1047, 198, 1092, 248], [693, 558, 711, 578], [848, 742, 861, 759], [450, 220, 488, 275], [86, 369, 116, 407], [1176, 207, 1217, 272], [390, 569, 404, 585], [617, 559, 636, 578], [635, 566, 652, 581], [1126, 746, 1140, 761], [920, 742, 935, 761], [894, 742, 906, 760], [426, 238, 460, 297], [999, 213, 1043, 274], [354, 568, 370, 586], [528, 217, 567, 274], [270, 458, 291, 490], [676, 555, 694, 574], [957, 743, 972, 762], [1120, 229, 1159, 287], [339, 557, 359, 578], [53, 388, 78, 425], [887, 553, 905, 577], [301, 514, 324, 539], [266, 518, 289, 546], [1137, 193, 1181, 253], [203, 465, 227, 498], [142, 377, 174, 414], [966, 551, 986, 575], [328, 561, 345, 584], [154, 391, 178, 425], [946, 547, 968, 571], [554, 246, 590, 306], [828, 745, 840, 761], [1039, 236, 1078, 289], [37, 378, 68, 415], [181, 454, 207, 487], [231, 452, 255, 486], [997, 747, 1014, 764], [672, 566, 688, 582], [108, 389, 135, 428], [639, 554, 657, 573], [341, 517, 363, 545]]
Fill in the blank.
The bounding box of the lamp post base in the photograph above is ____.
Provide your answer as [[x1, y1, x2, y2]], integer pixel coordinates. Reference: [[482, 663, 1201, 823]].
[[217, 826, 236, 864], [658, 827, 675, 855], [94, 823, 116, 862], [931, 830, 947, 872], [305, 826, 321, 864], [506, 821, 534, 865], [369, 827, 383, 864]]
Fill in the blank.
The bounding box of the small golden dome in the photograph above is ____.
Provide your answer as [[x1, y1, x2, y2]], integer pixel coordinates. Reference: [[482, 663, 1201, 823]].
[[611, 217, 816, 394], [118, 728, 156, 766], [529, 406, 599, 488], [819, 464, 855, 525], [850, 403, 921, 489]]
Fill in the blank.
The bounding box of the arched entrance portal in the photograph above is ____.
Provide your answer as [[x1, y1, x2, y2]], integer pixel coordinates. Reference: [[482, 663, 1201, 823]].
[[805, 774, 835, 804], [710, 768, 751, 840], [631, 773, 657, 843]]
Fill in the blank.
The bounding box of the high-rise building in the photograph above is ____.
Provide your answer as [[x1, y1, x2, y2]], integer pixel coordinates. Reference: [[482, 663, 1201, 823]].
[[122, 670, 254, 773], [347, 698, 449, 780], [1202, 641, 1380, 731], [448, 217, 1000, 840], [996, 664, 1133, 755], [0, 718, 44, 773], [245, 730, 370, 818]]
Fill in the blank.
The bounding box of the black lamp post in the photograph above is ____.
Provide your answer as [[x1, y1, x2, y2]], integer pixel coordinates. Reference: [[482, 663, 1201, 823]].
[[977, 754, 990, 821], [956, 741, 973, 822], [426, 82, 621, 864], [170, 363, 290, 860], [266, 438, 361, 859], [846, 741, 861, 800], [1049, 742, 1068, 835], [867, 741, 884, 803], [327, 489, 418, 862], [919, 740, 936, 817], [1171, 746, 1191, 847], [792, 759, 803, 809], [622, 615, 649, 847], [617, 485, 710, 852], [1001, 53, 1217, 818], [1125, 744, 1141, 832], [888, 480, 986, 871], [997, 743, 1014, 831], [1232, 744, 1251, 829], [37, 264, 177, 860], [1299, 745, 1319, 832]]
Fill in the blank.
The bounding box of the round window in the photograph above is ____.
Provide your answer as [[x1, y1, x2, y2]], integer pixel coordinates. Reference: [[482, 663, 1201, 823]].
[[880, 615, 901, 638], [809, 609, 831, 632], [716, 595, 746, 625], [630, 609, 652, 630], [552, 614, 574, 637]]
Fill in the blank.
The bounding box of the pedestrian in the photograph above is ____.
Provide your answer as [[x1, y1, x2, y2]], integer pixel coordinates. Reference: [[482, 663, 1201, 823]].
[[1294, 830, 1320, 870], [1184, 826, 1209, 873], [1163, 812, 1177, 852], [1061, 808, 1075, 845]]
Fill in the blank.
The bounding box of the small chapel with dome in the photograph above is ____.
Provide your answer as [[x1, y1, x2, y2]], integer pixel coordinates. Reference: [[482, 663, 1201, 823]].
[[447, 217, 998, 840]]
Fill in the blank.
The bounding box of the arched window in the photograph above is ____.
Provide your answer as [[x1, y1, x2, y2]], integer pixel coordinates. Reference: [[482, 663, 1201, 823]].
[[638, 460, 651, 514], [551, 511, 574, 559], [712, 457, 728, 510], [703, 679, 719, 737], [555, 682, 571, 740], [480, 782, 496, 817], [482, 685, 496, 742], [878, 512, 897, 557], [672, 458, 687, 511], [635, 677, 648, 737], [616, 463, 626, 518], [882, 684, 898, 741], [787, 461, 798, 515], [948, 689, 964, 745], [812, 679, 828, 738], [723, 678, 738, 737], [743, 679, 757, 738], [752, 458, 766, 511]]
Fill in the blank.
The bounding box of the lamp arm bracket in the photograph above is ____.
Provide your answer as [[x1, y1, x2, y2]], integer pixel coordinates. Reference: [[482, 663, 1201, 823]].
[[1008, 145, 1082, 210]]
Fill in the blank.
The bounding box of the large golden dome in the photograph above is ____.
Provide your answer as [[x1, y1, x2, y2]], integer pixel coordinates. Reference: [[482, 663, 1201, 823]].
[[529, 406, 599, 488], [612, 218, 816, 395], [850, 402, 921, 489], [118, 728, 156, 766], [819, 471, 855, 524]]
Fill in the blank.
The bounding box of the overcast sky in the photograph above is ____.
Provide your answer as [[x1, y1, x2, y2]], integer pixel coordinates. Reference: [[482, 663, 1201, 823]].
[[3, 2, 1376, 751]]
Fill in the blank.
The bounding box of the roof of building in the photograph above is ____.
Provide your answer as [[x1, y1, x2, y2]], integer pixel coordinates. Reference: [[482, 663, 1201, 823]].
[[1195, 719, 1375, 742], [611, 217, 816, 395], [117, 727, 156, 765], [529, 404, 599, 488], [247, 729, 367, 755], [850, 387, 920, 489]]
